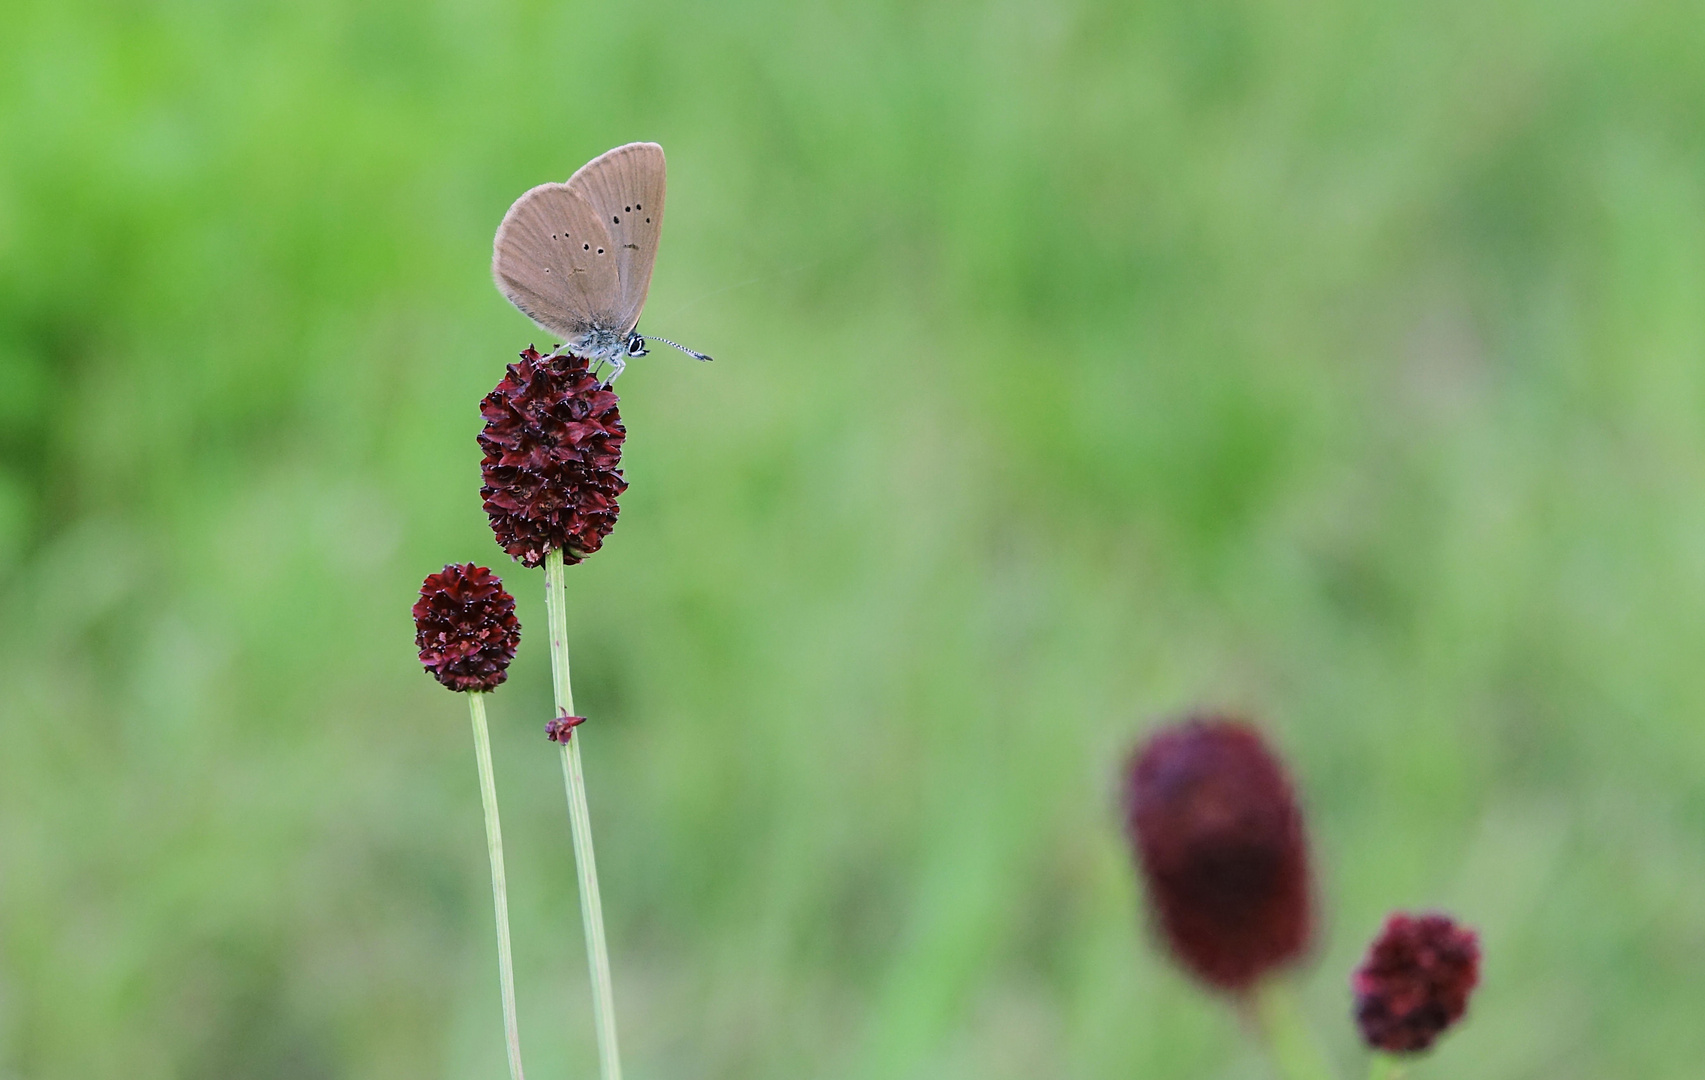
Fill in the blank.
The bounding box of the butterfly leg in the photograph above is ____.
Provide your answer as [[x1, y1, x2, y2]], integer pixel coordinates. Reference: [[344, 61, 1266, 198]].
[[601, 353, 627, 386]]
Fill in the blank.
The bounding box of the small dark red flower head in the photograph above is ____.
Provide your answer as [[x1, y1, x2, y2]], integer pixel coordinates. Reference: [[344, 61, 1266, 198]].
[[1353, 912, 1480, 1054], [479, 346, 628, 568], [413, 563, 521, 692], [1121, 715, 1314, 992]]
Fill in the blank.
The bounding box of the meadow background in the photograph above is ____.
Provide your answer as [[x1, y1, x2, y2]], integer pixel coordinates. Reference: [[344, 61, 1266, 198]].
[[4, 0, 1705, 1077]]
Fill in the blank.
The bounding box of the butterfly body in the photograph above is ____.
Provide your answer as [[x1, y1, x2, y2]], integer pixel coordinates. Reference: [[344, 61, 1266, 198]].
[[556, 322, 647, 376], [492, 142, 710, 383]]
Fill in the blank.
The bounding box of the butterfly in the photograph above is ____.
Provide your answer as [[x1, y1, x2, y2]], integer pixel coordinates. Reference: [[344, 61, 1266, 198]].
[[492, 142, 711, 383]]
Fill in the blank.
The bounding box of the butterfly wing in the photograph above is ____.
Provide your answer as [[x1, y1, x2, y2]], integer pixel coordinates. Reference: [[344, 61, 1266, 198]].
[[565, 142, 666, 336], [492, 182, 623, 340]]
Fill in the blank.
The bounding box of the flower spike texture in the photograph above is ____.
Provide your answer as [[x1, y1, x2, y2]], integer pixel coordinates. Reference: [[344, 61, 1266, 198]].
[[413, 563, 522, 692], [480, 346, 628, 568]]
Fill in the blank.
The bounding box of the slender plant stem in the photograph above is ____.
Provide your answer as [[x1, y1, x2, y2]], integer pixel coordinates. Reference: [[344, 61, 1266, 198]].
[[1367, 1055, 1404, 1080], [1250, 979, 1337, 1080], [467, 690, 526, 1080], [543, 547, 622, 1080]]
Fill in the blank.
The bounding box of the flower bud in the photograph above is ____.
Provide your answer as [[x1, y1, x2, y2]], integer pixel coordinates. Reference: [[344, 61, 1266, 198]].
[[1353, 912, 1480, 1053], [545, 712, 586, 743], [479, 346, 628, 568], [413, 563, 521, 692], [1121, 715, 1314, 991]]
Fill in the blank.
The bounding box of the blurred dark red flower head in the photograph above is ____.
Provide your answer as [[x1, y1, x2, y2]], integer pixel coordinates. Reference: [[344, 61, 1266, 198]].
[[413, 563, 521, 692], [1121, 714, 1314, 992], [479, 346, 628, 568], [1353, 912, 1480, 1053]]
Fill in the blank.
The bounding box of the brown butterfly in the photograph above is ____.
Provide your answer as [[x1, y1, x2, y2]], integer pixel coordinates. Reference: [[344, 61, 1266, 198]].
[[493, 142, 711, 383]]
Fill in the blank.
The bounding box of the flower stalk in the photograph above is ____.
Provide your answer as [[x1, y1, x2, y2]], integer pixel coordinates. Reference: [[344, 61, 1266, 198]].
[[1249, 980, 1337, 1080], [1366, 1056, 1404, 1080], [468, 690, 526, 1080], [414, 563, 527, 1080], [544, 547, 622, 1080]]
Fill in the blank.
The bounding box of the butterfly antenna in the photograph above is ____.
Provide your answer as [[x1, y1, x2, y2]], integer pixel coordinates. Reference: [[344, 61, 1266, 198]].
[[640, 335, 713, 363]]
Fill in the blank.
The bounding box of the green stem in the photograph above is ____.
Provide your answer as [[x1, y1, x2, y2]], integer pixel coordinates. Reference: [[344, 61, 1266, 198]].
[[543, 548, 622, 1080], [1251, 980, 1337, 1080], [468, 690, 526, 1080], [1367, 1055, 1404, 1080]]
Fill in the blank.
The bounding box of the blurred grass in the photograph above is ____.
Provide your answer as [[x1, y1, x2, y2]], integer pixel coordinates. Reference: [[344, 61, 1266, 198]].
[[4, 0, 1705, 1076]]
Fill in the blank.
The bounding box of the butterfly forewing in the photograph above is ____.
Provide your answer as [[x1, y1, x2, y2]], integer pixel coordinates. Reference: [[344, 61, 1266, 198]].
[[565, 142, 666, 335], [492, 183, 622, 340]]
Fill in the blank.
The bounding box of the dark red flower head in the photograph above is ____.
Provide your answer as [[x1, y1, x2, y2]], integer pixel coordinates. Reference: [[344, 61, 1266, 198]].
[[1353, 912, 1480, 1054], [479, 346, 628, 568], [1121, 715, 1314, 992], [413, 563, 521, 692]]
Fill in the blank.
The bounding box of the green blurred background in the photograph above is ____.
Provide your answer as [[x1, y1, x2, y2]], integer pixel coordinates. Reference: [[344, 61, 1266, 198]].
[[4, 0, 1704, 1076]]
